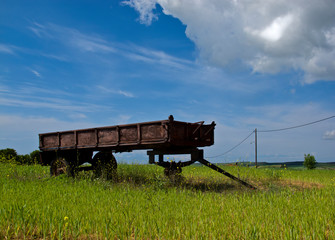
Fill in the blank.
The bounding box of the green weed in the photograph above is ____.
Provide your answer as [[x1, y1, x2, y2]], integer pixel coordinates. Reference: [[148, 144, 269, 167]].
[[0, 162, 334, 239]]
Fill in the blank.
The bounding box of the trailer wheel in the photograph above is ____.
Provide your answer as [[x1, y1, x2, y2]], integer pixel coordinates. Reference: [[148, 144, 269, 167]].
[[92, 152, 117, 180], [50, 157, 73, 177]]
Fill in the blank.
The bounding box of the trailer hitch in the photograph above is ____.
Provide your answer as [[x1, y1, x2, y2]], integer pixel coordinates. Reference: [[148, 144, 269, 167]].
[[148, 148, 256, 189], [190, 149, 256, 190], [197, 158, 256, 189]]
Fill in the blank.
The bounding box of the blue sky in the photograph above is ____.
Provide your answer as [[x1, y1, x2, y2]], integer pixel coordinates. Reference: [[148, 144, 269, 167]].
[[1, 0, 334, 163]]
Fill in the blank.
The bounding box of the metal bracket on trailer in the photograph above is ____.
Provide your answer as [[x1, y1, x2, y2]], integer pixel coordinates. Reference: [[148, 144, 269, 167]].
[[147, 148, 256, 189]]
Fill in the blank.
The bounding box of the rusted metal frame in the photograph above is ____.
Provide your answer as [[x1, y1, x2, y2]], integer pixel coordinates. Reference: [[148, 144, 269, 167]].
[[137, 123, 141, 144], [39, 134, 44, 148], [148, 147, 197, 156], [148, 156, 195, 170], [162, 122, 170, 142], [39, 147, 59, 151], [191, 121, 205, 125], [74, 131, 78, 148], [94, 128, 98, 147], [57, 132, 61, 150], [147, 148, 256, 189], [39, 119, 170, 136], [41, 139, 170, 152], [39, 116, 216, 169], [70, 145, 95, 149], [147, 148, 196, 175], [168, 115, 174, 122], [204, 122, 215, 136], [52, 146, 77, 151], [189, 149, 256, 189], [197, 157, 256, 190], [39, 116, 215, 152], [147, 148, 197, 165], [116, 126, 120, 146], [148, 153, 155, 164], [191, 121, 204, 135], [95, 139, 168, 148]]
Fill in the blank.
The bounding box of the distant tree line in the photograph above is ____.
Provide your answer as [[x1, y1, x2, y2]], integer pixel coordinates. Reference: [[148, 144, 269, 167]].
[[0, 148, 40, 165]]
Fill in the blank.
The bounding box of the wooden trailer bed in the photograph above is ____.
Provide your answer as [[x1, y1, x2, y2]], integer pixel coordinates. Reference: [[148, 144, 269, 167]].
[[39, 115, 215, 153], [38, 115, 255, 189]]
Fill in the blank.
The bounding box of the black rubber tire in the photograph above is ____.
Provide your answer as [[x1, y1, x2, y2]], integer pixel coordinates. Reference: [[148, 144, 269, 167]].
[[50, 157, 73, 177], [92, 151, 117, 180]]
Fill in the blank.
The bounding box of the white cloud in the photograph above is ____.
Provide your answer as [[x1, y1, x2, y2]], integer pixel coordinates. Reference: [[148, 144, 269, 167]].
[[118, 90, 134, 98], [97, 86, 135, 98], [248, 14, 293, 42], [28, 22, 193, 70], [123, 45, 194, 70], [0, 84, 107, 114], [0, 84, 10, 92], [29, 69, 42, 78], [0, 96, 98, 112], [29, 22, 116, 54], [323, 130, 335, 140], [74, 36, 116, 53], [69, 113, 87, 119], [40, 53, 69, 62], [124, 0, 335, 83], [0, 44, 15, 54], [28, 22, 48, 38], [122, 0, 158, 25]]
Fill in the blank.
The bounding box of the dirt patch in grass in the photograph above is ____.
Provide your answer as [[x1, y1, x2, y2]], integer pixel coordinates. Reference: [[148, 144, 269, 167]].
[[277, 179, 324, 189], [249, 179, 325, 191]]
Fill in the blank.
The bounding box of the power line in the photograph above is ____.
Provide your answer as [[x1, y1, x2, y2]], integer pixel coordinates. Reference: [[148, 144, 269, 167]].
[[206, 115, 335, 159], [207, 130, 255, 158], [258, 115, 335, 133]]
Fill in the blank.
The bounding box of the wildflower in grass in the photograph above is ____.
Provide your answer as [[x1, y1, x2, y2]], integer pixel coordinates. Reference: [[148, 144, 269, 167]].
[[64, 216, 69, 228]]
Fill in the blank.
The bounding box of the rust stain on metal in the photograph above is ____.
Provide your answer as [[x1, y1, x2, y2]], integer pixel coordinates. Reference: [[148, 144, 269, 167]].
[[39, 115, 216, 152]]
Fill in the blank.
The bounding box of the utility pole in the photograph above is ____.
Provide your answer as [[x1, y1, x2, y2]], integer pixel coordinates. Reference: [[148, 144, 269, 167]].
[[255, 128, 258, 168]]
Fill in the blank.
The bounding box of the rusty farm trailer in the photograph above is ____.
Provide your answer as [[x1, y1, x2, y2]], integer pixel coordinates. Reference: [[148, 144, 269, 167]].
[[39, 115, 255, 189]]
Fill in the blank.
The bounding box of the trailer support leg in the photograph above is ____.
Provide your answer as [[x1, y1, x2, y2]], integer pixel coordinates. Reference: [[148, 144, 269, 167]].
[[197, 158, 256, 189], [148, 148, 256, 189], [190, 149, 256, 189]]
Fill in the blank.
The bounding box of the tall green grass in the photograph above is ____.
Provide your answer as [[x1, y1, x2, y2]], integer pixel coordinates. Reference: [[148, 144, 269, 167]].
[[1, 162, 334, 239]]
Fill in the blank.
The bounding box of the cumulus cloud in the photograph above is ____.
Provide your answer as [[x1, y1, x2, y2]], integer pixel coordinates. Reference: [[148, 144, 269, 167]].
[[124, 0, 335, 83], [122, 0, 158, 25], [323, 130, 335, 140]]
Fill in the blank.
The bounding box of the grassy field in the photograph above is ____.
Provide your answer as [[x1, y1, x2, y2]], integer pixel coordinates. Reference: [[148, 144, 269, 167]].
[[1, 162, 335, 239]]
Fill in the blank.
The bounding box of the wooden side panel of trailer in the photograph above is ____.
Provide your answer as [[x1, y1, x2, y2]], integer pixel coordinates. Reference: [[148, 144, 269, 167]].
[[39, 117, 215, 152]]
